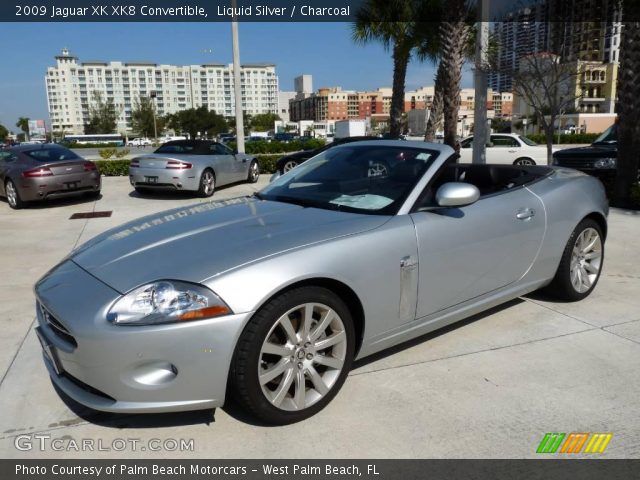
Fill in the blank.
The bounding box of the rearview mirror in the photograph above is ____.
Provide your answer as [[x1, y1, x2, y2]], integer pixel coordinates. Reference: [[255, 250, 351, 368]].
[[435, 182, 480, 207]]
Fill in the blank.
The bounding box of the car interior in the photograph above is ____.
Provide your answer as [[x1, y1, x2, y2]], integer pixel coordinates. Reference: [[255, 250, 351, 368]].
[[414, 163, 553, 209]]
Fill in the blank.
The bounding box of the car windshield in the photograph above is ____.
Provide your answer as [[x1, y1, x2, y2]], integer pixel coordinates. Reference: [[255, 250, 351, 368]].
[[593, 125, 617, 145], [519, 136, 538, 146], [259, 145, 439, 215], [24, 147, 80, 162]]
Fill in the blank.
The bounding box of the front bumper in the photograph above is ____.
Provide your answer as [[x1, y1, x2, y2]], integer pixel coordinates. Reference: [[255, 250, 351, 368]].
[[19, 172, 100, 202], [35, 260, 251, 413], [129, 167, 199, 192]]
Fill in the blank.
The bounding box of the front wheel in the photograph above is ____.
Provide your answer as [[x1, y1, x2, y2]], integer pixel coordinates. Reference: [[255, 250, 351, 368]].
[[514, 158, 536, 166], [230, 286, 355, 425], [5, 179, 24, 209], [282, 160, 299, 174], [247, 160, 259, 183], [544, 219, 604, 301], [197, 169, 215, 197]]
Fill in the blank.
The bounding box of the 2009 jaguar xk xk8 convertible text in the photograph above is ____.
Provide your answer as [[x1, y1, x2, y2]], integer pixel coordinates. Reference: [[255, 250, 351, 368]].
[[34, 141, 608, 424]]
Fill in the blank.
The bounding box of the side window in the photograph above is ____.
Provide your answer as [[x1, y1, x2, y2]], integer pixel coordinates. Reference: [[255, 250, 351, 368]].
[[460, 138, 473, 149], [491, 136, 519, 147], [210, 144, 230, 155], [0, 152, 17, 162]]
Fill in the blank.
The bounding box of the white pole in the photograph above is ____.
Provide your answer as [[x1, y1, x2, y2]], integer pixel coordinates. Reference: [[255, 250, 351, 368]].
[[472, 0, 490, 164], [231, 0, 245, 153]]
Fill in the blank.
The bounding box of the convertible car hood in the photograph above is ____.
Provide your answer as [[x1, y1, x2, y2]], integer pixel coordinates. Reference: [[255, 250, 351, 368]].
[[554, 144, 617, 158], [71, 197, 387, 294]]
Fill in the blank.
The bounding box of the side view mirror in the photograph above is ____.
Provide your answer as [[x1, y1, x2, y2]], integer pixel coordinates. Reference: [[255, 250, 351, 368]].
[[435, 182, 480, 207]]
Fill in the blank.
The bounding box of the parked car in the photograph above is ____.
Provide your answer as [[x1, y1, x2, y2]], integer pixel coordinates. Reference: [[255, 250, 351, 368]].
[[275, 135, 386, 175], [459, 133, 552, 165], [273, 132, 297, 142], [129, 139, 259, 197], [34, 140, 607, 424], [127, 137, 152, 147], [0, 145, 100, 209], [552, 124, 618, 176]]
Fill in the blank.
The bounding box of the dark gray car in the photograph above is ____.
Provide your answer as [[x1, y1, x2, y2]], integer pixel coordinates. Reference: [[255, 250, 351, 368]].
[[0, 145, 101, 209]]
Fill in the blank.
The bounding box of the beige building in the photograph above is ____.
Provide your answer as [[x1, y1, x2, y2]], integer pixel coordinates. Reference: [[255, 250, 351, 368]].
[[46, 49, 279, 135]]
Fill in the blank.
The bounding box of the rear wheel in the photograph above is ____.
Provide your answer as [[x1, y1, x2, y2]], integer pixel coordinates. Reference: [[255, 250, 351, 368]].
[[514, 158, 536, 166], [282, 160, 299, 174], [544, 218, 604, 301], [247, 160, 259, 183], [5, 180, 24, 210], [198, 169, 215, 197], [230, 286, 355, 425]]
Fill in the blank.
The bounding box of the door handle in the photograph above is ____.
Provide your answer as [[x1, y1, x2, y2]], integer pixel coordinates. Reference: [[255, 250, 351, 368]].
[[516, 208, 535, 220]]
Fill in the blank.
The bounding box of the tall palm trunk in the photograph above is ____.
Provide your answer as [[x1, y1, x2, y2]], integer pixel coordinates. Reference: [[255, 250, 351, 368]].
[[439, 17, 468, 149], [614, 12, 640, 206], [424, 62, 445, 141], [390, 43, 410, 138]]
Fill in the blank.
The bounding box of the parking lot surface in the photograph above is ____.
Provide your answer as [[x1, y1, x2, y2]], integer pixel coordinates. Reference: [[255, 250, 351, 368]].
[[0, 176, 639, 458]]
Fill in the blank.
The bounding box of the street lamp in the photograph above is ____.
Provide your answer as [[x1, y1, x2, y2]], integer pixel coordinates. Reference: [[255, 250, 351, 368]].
[[150, 90, 158, 143]]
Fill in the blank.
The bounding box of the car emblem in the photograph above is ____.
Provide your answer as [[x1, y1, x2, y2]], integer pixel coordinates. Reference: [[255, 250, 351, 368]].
[[66, 167, 72, 171]]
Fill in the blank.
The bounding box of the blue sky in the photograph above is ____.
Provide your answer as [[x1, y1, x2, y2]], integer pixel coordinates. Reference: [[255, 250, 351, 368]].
[[0, 22, 474, 132]]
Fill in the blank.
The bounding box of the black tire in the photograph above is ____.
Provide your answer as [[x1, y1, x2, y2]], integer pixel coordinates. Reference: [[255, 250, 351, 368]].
[[543, 218, 604, 301], [197, 169, 215, 197], [247, 160, 260, 183], [230, 286, 355, 425], [5, 179, 24, 210], [513, 158, 536, 166]]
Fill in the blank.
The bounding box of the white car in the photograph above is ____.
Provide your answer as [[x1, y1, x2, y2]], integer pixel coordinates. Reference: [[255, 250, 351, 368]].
[[127, 137, 152, 147], [459, 133, 552, 165]]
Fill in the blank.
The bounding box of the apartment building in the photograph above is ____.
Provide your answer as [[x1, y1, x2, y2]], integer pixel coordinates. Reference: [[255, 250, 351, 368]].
[[46, 49, 279, 134]]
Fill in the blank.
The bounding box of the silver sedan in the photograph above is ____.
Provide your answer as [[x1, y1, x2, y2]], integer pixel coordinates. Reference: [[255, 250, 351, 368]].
[[35, 140, 607, 424], [129, 139, 259, 197]]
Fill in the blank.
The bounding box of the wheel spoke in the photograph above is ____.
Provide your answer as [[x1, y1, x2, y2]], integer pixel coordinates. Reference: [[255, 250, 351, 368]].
[[279, 315, 299, 343], [306, 365, 329, 395], [583, 233, 598, 253], [259, 358, 290, 385], [580, 267, 591, 288], [310, 308, 335, 342], [585, 250, 601, 260], [293, 369, 306, 409], [314, 330, 346, 350], [584, 262, 599, 274], [261, 341, 292, 358], [270, 367, 295, 407], [301, 304, 314, 339], [313, 354, 343, 370]]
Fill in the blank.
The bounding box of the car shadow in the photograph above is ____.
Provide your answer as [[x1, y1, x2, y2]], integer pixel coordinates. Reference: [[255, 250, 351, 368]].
[[53, 298, 523, 429], [128, 182, 250, 201], [0, 194, 102, 210]]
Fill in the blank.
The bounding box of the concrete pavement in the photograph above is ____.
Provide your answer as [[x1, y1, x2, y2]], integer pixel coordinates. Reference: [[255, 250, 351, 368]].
[[0, 177, 639, 458]]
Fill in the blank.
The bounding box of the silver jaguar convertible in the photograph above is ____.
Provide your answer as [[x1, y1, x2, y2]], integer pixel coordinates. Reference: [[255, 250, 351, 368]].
[[34, 140, 608, 424]]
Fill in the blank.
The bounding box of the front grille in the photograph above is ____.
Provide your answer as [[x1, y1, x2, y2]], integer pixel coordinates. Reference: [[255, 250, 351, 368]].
[[38, 302, 77, 347], [555, 157, 596, 169]]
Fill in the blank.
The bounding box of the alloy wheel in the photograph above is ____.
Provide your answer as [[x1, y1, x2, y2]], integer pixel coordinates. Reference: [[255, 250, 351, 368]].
[[6, 181, 17, 207], [258, 302, 347, 411], [569, 227, 602, 293], [202, 171, 215, 195], [250, 162, 259, 182], [514, 158, 535, 166], [283, 161, 298, 173]]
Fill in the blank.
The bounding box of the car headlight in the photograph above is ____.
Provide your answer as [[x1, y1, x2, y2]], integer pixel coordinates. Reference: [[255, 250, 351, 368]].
[[551, 157, 559, 166], [107, 280, 232, 326], [594, 158, 616, 169]]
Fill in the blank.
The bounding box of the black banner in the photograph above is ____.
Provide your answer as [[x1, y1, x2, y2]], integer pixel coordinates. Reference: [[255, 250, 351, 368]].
[[1, 460, 640, 480]]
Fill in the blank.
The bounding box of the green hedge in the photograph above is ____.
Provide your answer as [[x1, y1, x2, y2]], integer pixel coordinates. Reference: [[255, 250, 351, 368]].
[[67, 142, 124, 148], [227, 138, 325, 154], [94, 154, 282, 177], [526, 133, 600, 144]]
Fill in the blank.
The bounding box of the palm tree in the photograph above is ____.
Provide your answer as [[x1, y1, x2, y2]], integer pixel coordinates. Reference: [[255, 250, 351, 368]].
[[614, 1, 640, 206], [424, 1, 471, 148], [16, 117, 29, 140], [352, 0, 439, 137]]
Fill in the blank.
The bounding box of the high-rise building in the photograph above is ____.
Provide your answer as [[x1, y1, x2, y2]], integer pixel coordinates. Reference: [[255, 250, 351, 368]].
[[46, 49, 279, 134], [294, 75, 313, 96], [489, 0, 622, 93]]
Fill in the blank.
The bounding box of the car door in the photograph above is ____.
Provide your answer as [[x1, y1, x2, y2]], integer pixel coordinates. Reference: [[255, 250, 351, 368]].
[[488, 135, 521, 164], [205, 143, 233, 186], [410, 172, 545, 319], [217, 143, 247, 182], [0, 152, 18, 195]]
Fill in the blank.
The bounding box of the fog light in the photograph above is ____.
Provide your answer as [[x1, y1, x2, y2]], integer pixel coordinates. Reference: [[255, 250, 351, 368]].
[[130, 361, 178, 386]]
